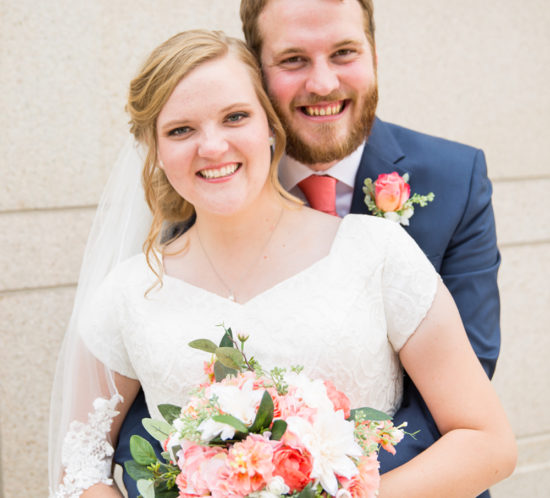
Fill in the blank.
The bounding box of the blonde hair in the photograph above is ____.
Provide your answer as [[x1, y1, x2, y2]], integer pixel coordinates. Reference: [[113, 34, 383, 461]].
[[126, 29, 293, 283]]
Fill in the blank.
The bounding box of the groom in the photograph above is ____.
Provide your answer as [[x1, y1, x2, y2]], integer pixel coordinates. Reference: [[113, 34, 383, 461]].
[[115, 1, 500, 496]]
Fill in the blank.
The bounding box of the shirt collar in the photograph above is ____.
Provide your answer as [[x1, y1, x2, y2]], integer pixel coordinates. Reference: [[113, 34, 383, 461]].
[[279, 141, 366, 191]]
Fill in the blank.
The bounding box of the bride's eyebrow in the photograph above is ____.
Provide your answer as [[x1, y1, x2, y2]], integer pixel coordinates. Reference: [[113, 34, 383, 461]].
[[220, 102, 254, 113], [159, 118, 190, 131]]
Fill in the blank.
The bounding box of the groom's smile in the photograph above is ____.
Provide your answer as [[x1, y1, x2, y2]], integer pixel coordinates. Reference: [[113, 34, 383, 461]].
[[301, 100, 346, 118]]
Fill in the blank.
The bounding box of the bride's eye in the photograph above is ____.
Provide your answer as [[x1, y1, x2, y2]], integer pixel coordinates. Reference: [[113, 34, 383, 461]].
[[168, 126, 192, 137], [225, 112, 249, 123]]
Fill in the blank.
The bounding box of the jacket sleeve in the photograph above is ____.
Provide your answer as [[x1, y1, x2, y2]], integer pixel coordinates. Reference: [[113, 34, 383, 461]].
[[379, 150, 500, 485], [438, 149, 501, 378]]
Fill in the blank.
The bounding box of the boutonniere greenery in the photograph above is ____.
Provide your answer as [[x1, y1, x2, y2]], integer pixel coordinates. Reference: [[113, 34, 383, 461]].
[[363, 172, 434, 226]]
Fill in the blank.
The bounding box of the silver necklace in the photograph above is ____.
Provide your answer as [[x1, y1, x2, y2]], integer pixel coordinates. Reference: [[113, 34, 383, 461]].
[[196, 208, 284, 302]]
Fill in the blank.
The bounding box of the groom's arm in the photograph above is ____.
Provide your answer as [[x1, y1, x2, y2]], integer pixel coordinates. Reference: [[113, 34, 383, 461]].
[[437, 149, 501, 378], [379, 150, 500, 496], [113, 389, 161, 497]]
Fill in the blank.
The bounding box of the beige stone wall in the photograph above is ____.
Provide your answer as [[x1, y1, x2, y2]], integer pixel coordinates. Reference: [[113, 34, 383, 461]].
[[1, 1, 548, 496]]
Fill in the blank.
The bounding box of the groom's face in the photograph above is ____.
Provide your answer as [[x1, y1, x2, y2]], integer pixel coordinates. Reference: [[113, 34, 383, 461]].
[[257, 0, 378, 169]]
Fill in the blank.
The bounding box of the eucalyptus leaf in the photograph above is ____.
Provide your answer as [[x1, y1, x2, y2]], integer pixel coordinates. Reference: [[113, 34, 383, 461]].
[[188, 338, 218, 353], [137, 479, 155, 498], [297, 483, 316, 497], [142, 418, 174, 442], [157, 404, 182, 424], [249, 390, 274, 433], [215, 346, 244, 369], [129, 435, 158, 466], [214, 360, 237, 382], [349, 407, 391, 422], [270, 419, 287, 440], [219, 328, 234, 347], [124, 460, 154, 481], [211, 414, 249, 434]]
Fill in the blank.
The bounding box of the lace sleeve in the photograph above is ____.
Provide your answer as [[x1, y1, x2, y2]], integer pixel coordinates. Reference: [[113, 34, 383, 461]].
[[54, 395, 122, 498], [381, 221, 439, 352]]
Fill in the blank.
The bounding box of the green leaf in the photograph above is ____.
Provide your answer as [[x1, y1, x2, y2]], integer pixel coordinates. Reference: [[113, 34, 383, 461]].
[[270, 419, 287, 440], [142, 418, 174, 442], [219, 328, 234, 347], [215, 346, 244, 370], [188, 338, 218, 353], [297, 483, 316, 497], [129, 435, 158, 466], [214, 360, 237, 382], [211, 414, 249, 434], [137, 479, 155, 498], [157, 404, 181, 424], [349, 407, 391, 422], [161, 451, 171, 462], [153, 480, 180, 498], [249, 390, 274, 433], [124, 460, 154, 481]]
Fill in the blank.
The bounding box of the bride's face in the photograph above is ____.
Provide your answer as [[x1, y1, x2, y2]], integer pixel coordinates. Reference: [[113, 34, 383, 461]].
[[156, 53, 274, 217]]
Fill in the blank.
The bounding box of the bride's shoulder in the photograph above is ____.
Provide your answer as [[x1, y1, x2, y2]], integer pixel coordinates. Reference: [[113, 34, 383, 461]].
[[340, 214, 403, 239], [100, 253, 155, 290]]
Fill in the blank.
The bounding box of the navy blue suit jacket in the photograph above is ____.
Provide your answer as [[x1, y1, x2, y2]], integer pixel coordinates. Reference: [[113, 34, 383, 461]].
[[115, 118, 500, 497]]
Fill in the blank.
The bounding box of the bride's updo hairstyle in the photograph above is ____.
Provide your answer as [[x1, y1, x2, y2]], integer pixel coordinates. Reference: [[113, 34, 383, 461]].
[[126, 30, 292, 279]]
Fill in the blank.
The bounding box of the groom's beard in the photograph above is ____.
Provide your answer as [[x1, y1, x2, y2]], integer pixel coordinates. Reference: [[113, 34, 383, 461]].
[[273, 83, 378, 166]]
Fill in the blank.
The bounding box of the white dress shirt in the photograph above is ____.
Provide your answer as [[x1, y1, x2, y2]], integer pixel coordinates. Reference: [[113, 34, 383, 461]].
[[278, 142, 366, 217]]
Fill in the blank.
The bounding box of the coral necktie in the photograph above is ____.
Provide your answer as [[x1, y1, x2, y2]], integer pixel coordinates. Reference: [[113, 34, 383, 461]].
[[298, 175, 338, 216]]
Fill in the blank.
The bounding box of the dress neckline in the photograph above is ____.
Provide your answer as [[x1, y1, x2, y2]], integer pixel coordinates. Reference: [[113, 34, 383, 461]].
[[161, 215, 352, 306]]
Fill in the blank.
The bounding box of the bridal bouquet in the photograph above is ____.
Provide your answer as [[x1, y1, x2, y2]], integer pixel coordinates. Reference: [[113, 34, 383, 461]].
[[126, 327, 407, 498]]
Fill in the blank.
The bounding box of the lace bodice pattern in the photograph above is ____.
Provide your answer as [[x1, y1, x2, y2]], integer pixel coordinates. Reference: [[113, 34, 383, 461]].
[[80, 215, 438, 421]]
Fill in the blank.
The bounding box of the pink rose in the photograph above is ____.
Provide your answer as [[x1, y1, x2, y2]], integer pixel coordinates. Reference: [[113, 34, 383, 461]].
[[324, 379, 351, 419], [272, 445, 313, 492], [374, 172, 410, 212]]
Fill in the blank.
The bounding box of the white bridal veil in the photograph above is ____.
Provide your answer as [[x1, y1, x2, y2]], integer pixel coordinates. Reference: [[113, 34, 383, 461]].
[[48, 137, 151, 496]]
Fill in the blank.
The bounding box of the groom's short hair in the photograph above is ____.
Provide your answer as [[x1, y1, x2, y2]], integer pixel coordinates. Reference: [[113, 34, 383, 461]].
[[240, 0, 376, 61]]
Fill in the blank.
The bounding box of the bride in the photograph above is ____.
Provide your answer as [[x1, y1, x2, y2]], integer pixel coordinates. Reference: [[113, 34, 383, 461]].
[[49, 30, 516, 497]]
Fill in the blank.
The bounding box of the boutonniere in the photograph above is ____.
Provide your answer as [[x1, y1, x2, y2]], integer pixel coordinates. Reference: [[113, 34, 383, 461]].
[[363, 172, 434, 226]]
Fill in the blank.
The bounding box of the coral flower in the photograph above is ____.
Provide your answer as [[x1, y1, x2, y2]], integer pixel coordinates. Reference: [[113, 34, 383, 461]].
[[224, 434, 275, 495]]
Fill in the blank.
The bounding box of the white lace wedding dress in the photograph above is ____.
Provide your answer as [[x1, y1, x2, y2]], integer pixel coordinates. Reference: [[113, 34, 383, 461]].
[[80, 214, 438, 422]]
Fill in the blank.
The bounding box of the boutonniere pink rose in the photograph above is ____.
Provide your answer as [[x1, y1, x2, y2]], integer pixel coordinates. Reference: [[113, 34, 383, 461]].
[[363, 172, 434, 226]]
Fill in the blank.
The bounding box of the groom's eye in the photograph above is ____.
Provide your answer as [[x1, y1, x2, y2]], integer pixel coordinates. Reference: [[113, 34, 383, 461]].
[[279, 55, 306, 68], [333, 48, 356, 59]]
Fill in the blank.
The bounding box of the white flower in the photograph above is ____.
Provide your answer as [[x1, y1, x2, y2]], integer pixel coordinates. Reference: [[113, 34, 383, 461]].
[[399, 206, 414, 226], [209, 379, 263, 423], [198, 417, 236, 441], [199, 380, 264, 441], [383, 211, 401, 223], [284, 371, 333, 413], [248, 476, 290, 497], [336, 490, 353, 498], [286, 410, 362, 496], [267, 476, 290, 495]]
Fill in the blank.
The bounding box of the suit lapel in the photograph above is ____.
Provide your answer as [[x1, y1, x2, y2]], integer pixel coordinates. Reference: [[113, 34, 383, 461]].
[[350, 118, 407, 214]]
